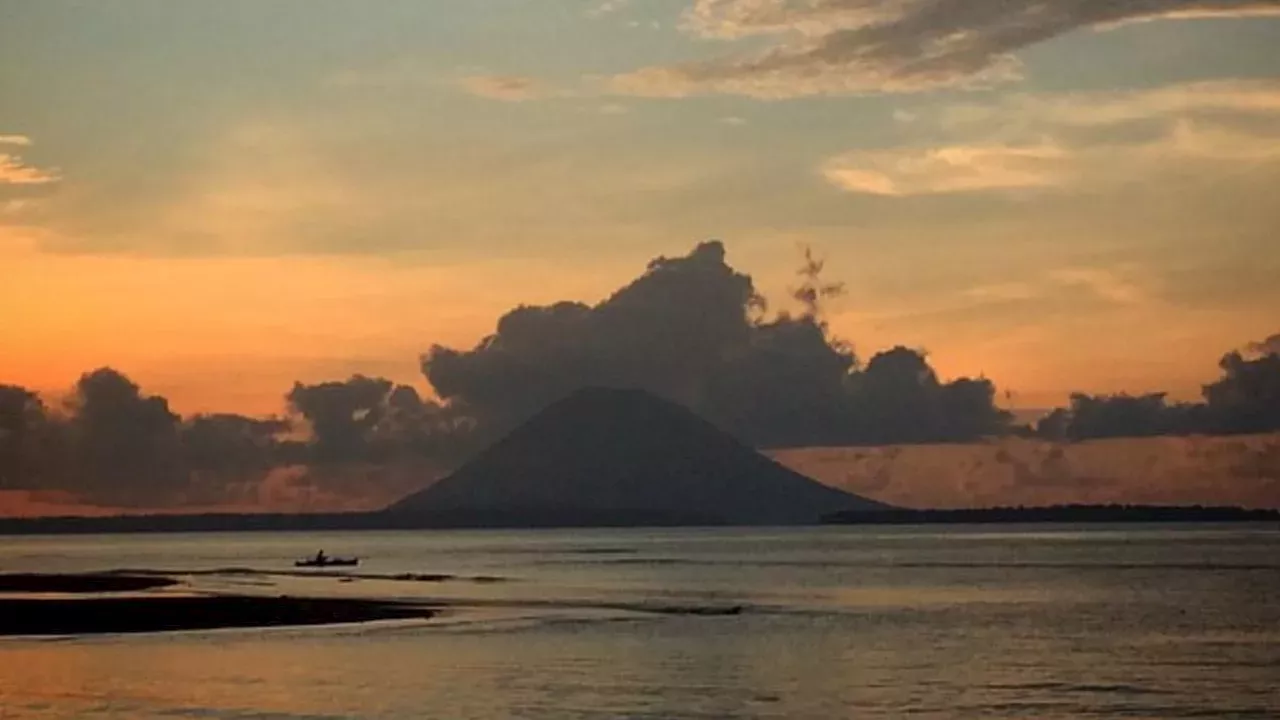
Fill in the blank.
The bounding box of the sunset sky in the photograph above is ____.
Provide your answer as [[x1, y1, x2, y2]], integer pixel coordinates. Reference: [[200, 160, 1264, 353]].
[[3, 1, 1279, 417]]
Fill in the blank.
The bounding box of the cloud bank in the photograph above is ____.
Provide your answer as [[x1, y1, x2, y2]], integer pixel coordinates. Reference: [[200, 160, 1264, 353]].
[[613, 0, 1280, 98], [2, 243, 1277, 513], [422, 240, 1012, 449], [1, 242, 1012, 509]]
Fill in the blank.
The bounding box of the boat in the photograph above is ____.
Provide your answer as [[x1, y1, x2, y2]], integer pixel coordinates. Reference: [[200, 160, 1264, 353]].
[[295, 553, 359, 568]]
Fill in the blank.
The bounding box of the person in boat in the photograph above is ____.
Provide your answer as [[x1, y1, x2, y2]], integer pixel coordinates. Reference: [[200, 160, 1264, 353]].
[[314, 550, 327, 564]]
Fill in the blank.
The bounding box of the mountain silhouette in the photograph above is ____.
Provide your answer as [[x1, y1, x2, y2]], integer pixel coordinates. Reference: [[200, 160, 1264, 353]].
[[387, 387, 886, 525]]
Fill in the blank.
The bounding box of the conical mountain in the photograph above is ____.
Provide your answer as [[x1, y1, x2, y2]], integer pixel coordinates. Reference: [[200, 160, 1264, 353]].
[[387, 387, 886, 526]]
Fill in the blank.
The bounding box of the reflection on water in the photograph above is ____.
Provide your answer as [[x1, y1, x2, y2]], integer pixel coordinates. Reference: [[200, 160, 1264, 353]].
[[1, 525, 1277, 719]]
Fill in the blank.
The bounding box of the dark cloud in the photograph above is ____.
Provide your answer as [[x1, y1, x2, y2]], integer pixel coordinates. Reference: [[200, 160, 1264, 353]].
[[614, 0, 1280, 97], [1036, 332, 1280, 440], [64, 369, 185, 505], [287, 375, 396, 463], [0, 370, 460, 509], [1202, 340, 1280, 434], [423, 241, 1011, 448], [179, 413, 290, 505], [425, 241, 764, 433], [1247, 332, 1280, 357], [1036, 392, 1203, 441], [1, 371, 278, 507], [0, 385, 52, 490], [286, 376, 472, 462]]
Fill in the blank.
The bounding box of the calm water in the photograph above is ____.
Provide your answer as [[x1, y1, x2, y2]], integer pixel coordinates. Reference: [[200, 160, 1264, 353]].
[[1, 525, 1278, 719]]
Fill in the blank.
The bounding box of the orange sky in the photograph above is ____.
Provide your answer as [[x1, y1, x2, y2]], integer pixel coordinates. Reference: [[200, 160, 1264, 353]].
[[3, 227, 1273, 418], [4, 5, 1279, 416]]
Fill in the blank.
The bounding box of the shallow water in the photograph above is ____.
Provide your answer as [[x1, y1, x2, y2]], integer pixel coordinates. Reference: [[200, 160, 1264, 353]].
[[1, 525, 1277, 719]]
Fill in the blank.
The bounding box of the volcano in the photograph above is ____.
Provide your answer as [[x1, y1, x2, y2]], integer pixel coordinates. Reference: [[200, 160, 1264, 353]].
[[387, 387, 886, 526]]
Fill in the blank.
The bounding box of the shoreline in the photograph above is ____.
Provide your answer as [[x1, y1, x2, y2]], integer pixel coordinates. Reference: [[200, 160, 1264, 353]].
[[0, 572, 751, 638], [0, 504, 1275, 536], [0, 573, 180, 594]]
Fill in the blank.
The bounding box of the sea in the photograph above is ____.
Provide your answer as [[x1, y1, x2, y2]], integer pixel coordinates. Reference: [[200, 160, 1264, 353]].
[[0, 525, 1277, 719]]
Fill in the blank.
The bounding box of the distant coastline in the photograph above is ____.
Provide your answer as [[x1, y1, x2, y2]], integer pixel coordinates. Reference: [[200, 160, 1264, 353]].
[[822, 504, 1279, 525], [0, 504, 1274, 535]]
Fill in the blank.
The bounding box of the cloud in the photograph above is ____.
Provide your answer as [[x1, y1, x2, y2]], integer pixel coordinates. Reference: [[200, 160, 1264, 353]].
[[720, 116, 749, 126], [422, 241, 1012, 448], [612, 0, 1280, 98], [892, 109, 917, 124], [423, 241, 762, 430], [962, 282, 1040, 303], [1033, 341, 1280, 441], [588, 0, 632, 17], [774, 434, 1280, 510], [0, 368, 452, 510], [286, 375, 462, 465], [939, 78, 1280, 131], [1049, 268, 1149, 305], [955, 266, 1151, 314], [1247, 332, 1280, 356], [460, 74, 556, 102], [0, 134, 59, 186], [822, 142, 1070, 196], [0, 198, 39, 218], [820, 79, 1280, 196], [0, 154, 60, 185]]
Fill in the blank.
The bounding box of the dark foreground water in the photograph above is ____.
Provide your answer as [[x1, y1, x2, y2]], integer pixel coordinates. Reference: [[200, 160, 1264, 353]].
[[1, 525, 1277, 719]]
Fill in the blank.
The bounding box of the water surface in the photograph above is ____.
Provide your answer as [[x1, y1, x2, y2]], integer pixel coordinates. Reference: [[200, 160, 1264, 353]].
[[1, 525, 1276, 718]]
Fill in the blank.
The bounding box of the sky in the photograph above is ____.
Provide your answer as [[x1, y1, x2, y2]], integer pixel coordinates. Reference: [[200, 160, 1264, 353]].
[[3, 0, 1280, 418]]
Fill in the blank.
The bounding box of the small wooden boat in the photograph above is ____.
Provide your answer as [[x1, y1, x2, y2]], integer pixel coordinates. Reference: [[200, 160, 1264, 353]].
[[295, 554, 359, 568]]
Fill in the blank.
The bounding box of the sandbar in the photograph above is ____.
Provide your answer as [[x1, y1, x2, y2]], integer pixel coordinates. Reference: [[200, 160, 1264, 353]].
[[0, 573, 435, 637]]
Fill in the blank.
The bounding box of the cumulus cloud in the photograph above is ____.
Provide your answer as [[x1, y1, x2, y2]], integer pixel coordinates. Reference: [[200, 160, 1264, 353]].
[[613, 0, 1280, 98], [422, 241, 1012, 448], [820, 79, 1280, 196], [57, 369, 186, 506], [1034, 337, 1280, 441], [1247, 332, 1280, 356], [424, 241, 763, 430], [0, 369, 459, 510], [460, 74, 556, 101]]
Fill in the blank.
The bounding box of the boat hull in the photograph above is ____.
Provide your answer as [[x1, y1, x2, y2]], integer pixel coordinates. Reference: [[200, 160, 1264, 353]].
[[294, 559, 359, 568]]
